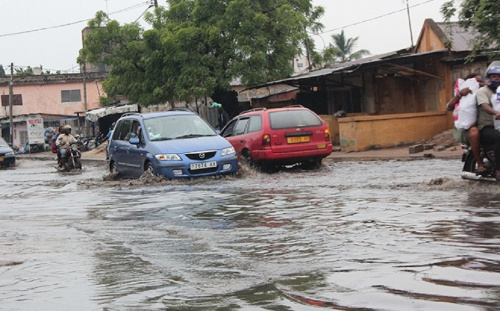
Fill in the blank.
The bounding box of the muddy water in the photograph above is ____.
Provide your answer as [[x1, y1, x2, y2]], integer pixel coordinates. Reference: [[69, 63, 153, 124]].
[[1, 159, 500, 310]]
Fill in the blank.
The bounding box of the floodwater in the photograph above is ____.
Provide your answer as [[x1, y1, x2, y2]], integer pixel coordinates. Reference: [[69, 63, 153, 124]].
[[1, 158, 500, 310]]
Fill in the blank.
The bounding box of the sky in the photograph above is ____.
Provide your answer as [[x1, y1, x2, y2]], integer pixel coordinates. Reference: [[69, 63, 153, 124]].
[[0, 0, 454, 74]]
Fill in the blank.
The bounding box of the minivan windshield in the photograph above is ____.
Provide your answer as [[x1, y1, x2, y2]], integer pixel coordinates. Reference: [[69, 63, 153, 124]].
[[269, 110, 322, 129], [0, 138, 9, 148], [144, 114, 216, 141]]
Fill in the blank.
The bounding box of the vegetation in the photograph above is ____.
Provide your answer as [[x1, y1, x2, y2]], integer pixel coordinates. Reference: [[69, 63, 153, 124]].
[[78, 0, 324, 112], [0, 65, 5, 77], [322, 30, 370, 64], [14, 66, 34, 76], [441, 0, 499, 57]]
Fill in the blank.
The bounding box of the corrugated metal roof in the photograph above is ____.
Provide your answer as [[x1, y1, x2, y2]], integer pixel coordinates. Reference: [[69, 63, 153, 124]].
[[247, 49, 443, 87], [435, 22, 476, 52]]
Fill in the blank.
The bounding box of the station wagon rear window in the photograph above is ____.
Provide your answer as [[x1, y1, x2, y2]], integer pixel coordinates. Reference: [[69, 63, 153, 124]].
[[269, 110, 322, 129]]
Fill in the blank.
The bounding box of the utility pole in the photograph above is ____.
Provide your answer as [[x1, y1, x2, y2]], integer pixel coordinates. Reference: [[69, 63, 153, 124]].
[[153, 0, 158, 8], [406, 0, 414, 47], [82, 63, 88, 137], [9, 63, 14, 145]]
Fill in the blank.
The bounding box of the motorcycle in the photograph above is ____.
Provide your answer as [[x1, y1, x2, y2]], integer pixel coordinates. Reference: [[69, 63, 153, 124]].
[[461, 144, 496, 181], [58, 142, 83, 172], [81, 133, 106, 151]]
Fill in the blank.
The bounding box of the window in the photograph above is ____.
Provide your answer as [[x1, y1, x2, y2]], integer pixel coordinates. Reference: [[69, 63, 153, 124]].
[[269, 110, 322, 129], [61, 90, 82, 102], [112, 120, 132, 141], [247, 116, 262, 133], [221, 120, 237, 137], [233, 118, 249, 135], [1, 94, 23, 106]]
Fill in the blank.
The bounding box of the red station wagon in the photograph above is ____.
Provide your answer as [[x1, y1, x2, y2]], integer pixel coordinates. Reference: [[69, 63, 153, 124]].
[[221, 106, 333, 169]]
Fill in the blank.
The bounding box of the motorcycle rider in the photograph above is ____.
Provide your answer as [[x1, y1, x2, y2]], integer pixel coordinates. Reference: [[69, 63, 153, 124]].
[[446, 73, 485, 175], [56, 125, 77, 167], [476, 61, 500, 181]]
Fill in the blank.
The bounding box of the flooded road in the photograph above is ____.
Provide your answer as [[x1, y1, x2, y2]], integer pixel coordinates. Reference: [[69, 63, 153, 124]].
[[1, 158, 500, 310]]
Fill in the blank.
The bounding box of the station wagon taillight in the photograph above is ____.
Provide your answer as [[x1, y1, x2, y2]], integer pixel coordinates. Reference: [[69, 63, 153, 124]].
[[262, 134, 271, 146], [324, 128, 330, 141]]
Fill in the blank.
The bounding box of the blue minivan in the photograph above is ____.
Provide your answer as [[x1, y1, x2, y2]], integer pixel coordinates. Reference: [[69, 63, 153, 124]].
[[108, 110, 238, 179]]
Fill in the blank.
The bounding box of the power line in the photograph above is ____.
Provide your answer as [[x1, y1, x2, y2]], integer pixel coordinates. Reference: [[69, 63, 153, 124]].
[[314, 0, 436, 36], [0, 1, 150, 38]]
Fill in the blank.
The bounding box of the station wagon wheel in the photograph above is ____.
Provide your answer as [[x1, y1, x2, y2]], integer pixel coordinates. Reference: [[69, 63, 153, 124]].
[[241, 149, 254, 166], [300, 159, 322, 170]]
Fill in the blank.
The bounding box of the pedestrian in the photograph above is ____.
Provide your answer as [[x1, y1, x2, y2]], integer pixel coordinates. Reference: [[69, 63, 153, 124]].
[[218, 107, 229, 130]]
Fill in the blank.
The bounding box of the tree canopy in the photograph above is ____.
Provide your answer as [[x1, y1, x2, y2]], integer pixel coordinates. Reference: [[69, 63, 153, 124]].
[[322, 30, 370, 64], [441, 0, 499, 57], [79, 0, 324, 108]]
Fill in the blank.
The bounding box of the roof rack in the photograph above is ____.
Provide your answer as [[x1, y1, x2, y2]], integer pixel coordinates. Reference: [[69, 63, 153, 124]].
[[121, 112, 141, 117], [168, 107, 197, 113], [238, 107, 267, 115]]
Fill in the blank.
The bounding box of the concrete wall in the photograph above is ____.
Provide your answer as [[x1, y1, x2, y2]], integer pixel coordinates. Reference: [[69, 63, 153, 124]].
[[338, 111, 448, 151]]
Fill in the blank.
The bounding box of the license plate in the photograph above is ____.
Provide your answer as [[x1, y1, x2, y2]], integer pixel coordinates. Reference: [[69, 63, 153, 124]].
[[287, 136, 310, 144], [190, 161, 216, 170]]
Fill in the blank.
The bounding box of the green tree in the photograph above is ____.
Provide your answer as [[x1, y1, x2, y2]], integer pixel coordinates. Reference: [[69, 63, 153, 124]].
[[0, 65, 5, 77], [78, 0, 324, 112], [14, 66, 34, 76], [441, 0, 499, 57], [323, 30, 370, 64]]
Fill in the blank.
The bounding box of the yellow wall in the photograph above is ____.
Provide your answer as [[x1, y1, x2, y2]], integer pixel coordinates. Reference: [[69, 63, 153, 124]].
[[337, 111, 449, 151]]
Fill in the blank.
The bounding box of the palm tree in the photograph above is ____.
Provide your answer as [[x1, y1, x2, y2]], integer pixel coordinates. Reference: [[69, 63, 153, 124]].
[[323, 30, 370, 64]]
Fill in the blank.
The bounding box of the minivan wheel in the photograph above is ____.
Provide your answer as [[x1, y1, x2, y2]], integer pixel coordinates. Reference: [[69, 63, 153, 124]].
[[145, 162, 155, 176], [110, 160, 119, 174]]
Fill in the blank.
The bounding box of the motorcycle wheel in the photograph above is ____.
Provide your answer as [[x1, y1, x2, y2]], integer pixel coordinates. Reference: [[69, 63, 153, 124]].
[[63, 160, 71, 172], [74, 158, 82, 170], [463, 152, 493, 177], [463, 150, 478, 172]]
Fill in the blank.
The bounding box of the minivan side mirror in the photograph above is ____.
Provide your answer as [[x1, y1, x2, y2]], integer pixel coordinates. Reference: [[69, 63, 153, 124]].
[[129, 137, 140, 145]]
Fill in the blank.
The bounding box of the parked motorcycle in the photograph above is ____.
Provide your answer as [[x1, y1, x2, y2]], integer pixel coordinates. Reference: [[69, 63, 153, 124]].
[[461, 144, 496, 181], [81, 133, 107, 151], [58, 142, 82, 172]]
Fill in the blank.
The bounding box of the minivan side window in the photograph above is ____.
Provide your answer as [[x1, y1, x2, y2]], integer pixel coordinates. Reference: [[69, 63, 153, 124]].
[[247, 115, 262, 133], [113, 119, 132, 141], [129, 120, 143, 141], [233, 118, 249, 135]]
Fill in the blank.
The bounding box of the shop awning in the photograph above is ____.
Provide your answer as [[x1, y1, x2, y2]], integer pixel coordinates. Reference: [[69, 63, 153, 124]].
[[85, 104, 139, 122]]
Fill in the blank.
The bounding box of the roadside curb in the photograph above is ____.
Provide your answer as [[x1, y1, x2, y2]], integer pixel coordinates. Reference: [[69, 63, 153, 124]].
[[16, 153, 107, 164], [17, 147, 463, 164]]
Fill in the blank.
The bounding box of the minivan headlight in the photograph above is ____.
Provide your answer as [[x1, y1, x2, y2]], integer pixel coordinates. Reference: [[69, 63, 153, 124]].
[[155, 154, 181, 161], [6, 151, 14, 156], [221, 146, 235, 156]]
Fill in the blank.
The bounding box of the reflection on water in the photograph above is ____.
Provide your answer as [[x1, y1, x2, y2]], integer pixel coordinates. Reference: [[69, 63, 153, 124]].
[[0, 159, 500, 310]]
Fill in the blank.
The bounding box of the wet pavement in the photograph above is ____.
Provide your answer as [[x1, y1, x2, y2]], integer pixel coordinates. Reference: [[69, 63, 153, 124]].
[[1, 156, 500, 310]]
